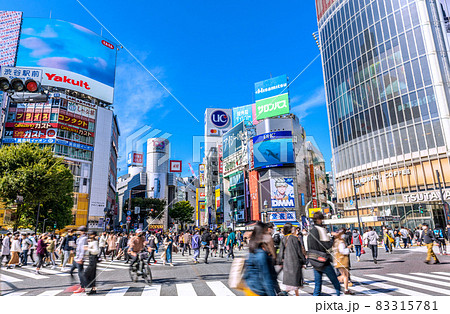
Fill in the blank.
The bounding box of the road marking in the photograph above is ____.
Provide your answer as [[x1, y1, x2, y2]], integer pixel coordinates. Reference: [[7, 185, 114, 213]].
[[388, 273, 450, 291], [432, 272, 450, 277], [141, 285, 161, 296], [98, 263, 129, 270], [366, 275, 436, 296], [4, 268, 48, 280], [2, 291, 27, 296], [37, 268, 70, 276], [176, 283, 197, 296], [351, 275, 428, 296], [0, 273, 23, 283], [206, 281, 235, 296], [106, 286, 129, 296], [412, 273, 450, 282], [37, 289, 64, 296]]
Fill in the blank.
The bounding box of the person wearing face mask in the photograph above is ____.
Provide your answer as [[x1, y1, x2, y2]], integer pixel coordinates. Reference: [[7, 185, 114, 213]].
[[333, 229, 353, 295], [366, 227, 379, 264], [420, 224, 440, 264]]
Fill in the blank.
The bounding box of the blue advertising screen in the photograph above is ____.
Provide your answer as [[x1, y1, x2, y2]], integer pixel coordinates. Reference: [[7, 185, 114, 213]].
[[252, 131, 294, 169], [254, 74, 288, 101]]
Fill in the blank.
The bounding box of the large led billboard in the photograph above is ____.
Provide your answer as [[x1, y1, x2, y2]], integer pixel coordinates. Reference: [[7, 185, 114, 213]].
[[254, 75, 290, 120], [270, 178, 295, 209], [16, 18, 117, 103], [222, 121, 245, 159], [251, 131, 294, 169]]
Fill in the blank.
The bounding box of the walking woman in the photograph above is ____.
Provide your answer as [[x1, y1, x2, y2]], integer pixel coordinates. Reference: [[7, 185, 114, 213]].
[[46, 234, 57, 269], [163, 233, 174, 266], [106, 233, 117, 261], [333, 229, 353, 295], [277, 223, 307, 296], [35, 234, 48, 275], [243, 222, 279, 296], [85, 231, 99, 295]]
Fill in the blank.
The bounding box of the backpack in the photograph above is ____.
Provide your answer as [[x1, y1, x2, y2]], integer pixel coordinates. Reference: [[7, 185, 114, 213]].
[[434, 229, 443, 238], [273, 233, 281, 247], [218, 237, 224, 245]]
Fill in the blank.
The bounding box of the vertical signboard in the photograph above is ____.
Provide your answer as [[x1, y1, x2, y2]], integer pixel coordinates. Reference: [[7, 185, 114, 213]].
[[218, 144, 223, 174], [249, 170, 260, 221], [232, 104, 255, 127], [215, 186, 221, 211], [199, 164, 205, 187], [0, 11, 23, 66], [310, 164, 318, 208]]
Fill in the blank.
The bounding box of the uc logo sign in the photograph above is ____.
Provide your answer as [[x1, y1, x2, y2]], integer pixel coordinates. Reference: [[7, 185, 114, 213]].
[[211, 110, 229, 128]]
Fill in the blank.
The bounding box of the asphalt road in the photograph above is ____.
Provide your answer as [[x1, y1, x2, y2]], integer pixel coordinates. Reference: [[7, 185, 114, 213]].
[[1, 244, 449, 296]]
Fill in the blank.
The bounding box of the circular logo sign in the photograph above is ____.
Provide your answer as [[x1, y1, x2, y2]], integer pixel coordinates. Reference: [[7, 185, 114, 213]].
[[211, 110, 229, 128], [46, 129, 56, 138]]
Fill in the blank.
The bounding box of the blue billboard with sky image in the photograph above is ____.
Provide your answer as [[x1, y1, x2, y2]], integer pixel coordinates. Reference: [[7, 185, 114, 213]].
[[252, 131, 294, 169]]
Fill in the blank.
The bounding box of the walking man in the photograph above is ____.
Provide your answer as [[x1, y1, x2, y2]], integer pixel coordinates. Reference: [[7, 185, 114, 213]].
[[351, 229, 362, 261], [226, 228, 236, 261], [366, 227, 379, 264], [421, 224, 440, 264], [400, 226, 409, 249], [71, 226, 88, 293], [192, 230, 201, 263], [201, 230, 212, 264], [28, 233, 37, 265], [20, 233, 32, 266], [98, 232, 108, 261], [0, 232, 11, 268], [61, 229, 76, 271], [182, 231, 192, 256]]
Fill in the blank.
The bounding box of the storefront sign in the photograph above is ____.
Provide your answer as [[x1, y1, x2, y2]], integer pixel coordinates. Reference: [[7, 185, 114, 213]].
[[403, 190, 450, 203], [268, 211, 296, 221]]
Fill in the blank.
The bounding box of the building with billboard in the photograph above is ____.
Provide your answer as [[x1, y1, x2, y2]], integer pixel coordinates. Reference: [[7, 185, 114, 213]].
[[316, 0, 450, 229], [0, 13, 120, 230]]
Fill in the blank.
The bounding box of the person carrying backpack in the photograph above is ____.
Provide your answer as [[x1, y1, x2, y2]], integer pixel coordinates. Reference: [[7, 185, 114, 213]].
[[226, 228, 236, 261], [192, 230, 201, 263], [433, 225, 446, 255], [272, 228, 282, 254]]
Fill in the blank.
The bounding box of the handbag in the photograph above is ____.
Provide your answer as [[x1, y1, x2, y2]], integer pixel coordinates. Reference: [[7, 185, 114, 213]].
[[307, 249, 330, 270], [228, 257, 246, 290], [361, 248, 366, 254]]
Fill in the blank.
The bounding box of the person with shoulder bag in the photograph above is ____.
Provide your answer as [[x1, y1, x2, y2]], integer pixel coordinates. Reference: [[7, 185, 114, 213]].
[[242, 222, 280, 296], [307, 212, 341, 296], [333, 229, 353, 295]]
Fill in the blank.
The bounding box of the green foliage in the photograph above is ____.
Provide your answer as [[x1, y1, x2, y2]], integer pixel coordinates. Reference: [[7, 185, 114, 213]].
[[169, 201, 195, 224], [123, 197, 166, 219], [0, 143, 74, 231]]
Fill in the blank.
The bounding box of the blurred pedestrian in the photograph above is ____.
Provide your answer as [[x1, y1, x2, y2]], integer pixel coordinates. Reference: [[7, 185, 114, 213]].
[[333, 229, 353, 295], [366, 227, 379, 264], [182, 231, 191, 256], [277, 223, 306, 296], [218, 233, 225, 258], [351, 229, 362, 262], [243, 222, 279, 296], [46, 234, 56, 269], [146, 231, 157, 264], [85, 231, 99, 295], [20, 233, 32, 266], [99, 232, 108, 260], [7, 232, 21, 269], [35, 234, 48, 274], [420, 224, 440, 264], [71, 226, 88, 293], [201, 230, 212, 264], [192, 230, 201, 263], [163, 233, 174, 266], [307, 212, 341, 296], [61, 229, 76, 271], [0, 232, 11, 268], [226, 228, 236, 261]]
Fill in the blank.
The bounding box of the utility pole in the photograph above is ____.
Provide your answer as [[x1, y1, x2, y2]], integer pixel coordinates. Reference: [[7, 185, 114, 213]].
[[436, 170, 449, 227], [352, 173, 363, 237], [34, 202, 41, 234]]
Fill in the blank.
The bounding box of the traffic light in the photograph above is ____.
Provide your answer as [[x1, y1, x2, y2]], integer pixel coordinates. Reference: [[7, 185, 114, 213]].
[[0, 76, 40, 93], [54, 222, 57, 229], [419, 206, 424, 214]]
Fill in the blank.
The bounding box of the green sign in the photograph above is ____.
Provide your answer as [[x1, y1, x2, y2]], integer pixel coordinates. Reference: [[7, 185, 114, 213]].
[[255, 93, 289, 120]]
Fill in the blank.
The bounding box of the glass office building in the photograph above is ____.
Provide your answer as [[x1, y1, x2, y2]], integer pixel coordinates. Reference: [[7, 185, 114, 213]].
[[316, 0, 450, 228]]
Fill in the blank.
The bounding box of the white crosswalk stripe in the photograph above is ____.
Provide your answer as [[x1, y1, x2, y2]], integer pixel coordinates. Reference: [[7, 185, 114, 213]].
[[387, 273, 450, 293], [37, 268, 70, 276], [206, 281, 235, 296], [2, 291, 27, 296], [413, 273, 450, 281], [350, 275, 428, 296], [0, 273, 23, 283], [106, 286, 129, 296], [366, 274, 442, 296], [176, 283, 197, 296], [432, 272, 450, 277], [4, 268, 48, 280], [141, 285, 162, 296], [37, 289, 64, 296]]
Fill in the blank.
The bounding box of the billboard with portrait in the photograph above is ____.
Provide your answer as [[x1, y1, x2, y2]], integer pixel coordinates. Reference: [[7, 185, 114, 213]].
[[16, 18, 117, 103], [251, 131, 294, 169], [270, 178, 295, 209]]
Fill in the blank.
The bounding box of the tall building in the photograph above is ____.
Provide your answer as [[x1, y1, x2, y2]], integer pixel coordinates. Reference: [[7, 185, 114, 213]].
[[0, 13, 119, 230], [316, 0, 450, 228]]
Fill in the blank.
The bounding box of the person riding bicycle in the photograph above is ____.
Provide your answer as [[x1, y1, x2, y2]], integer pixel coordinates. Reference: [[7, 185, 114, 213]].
[[128, 229, 146, 270]]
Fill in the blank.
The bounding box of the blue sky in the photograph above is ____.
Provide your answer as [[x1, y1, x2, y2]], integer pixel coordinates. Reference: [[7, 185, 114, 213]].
[[2, 0, 332, 177]]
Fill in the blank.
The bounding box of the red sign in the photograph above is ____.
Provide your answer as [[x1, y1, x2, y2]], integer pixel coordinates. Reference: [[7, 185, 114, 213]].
[[58, 113, 89, 129], [249, 171, 260, 221], [316, 0, 338, 21], [45, 73, 91, 91], [310, 164, 318, 207], [169, 160, 182, 173], [218, 144, 223, 174], [6, 122, 56, 129], [13, 128, 56, 139], [102, 40, 115, 50]]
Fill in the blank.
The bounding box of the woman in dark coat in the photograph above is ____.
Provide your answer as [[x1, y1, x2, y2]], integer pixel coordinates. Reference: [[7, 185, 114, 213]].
[[277, 222, 307, 296]]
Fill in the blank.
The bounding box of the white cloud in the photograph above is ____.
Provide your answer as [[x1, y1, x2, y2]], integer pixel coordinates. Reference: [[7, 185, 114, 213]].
[[290, 86, 326, 120]]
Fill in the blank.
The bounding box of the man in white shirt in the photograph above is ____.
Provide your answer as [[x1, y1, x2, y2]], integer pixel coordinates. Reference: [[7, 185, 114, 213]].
[[400, 226, 409, 248]]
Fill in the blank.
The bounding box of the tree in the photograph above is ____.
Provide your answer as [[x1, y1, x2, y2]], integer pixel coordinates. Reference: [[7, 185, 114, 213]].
[[0, 143, 74, 231], [169, 201, 195, 229]]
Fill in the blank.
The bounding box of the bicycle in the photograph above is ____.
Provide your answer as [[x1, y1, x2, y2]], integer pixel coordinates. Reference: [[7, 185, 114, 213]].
[[129, 251, 152, 285]]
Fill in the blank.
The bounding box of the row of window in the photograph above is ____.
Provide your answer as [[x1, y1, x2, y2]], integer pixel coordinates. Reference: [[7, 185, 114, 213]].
[[53, 144, 93, 162], [330, 87, 440, 149], [334, 119, 445, 173], [57, 129, 94, 146]]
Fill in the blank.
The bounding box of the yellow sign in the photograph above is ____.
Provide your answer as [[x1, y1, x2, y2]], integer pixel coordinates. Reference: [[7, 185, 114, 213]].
[[148, 224, 163, 229], [308, 207, 322, 218]]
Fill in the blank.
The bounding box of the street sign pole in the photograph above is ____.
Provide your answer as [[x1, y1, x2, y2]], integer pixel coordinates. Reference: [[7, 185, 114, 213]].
[[352, 173, 363, 237]]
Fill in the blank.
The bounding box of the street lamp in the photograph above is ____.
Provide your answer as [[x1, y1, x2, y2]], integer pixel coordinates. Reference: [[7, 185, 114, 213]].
[[351, 173, 364, 237], [42, 218, 49, 232], [263, 200, 268, 223]]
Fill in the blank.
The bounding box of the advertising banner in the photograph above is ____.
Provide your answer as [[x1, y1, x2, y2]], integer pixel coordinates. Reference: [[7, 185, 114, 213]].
[[310, 164, 317, 208], [127, 152, 144, 167], [205, 108, 232, 137], [308, 207, 322, 218], [3, 138, 55, 144], [0, 11, 22, 66], [223, 121, 245, 159], [67, 101, 96, 119], [249, 170, 260, 221], [270, 178, 295, 209], [16, 18, 117, 103], [268, 211, 296, 221], [215, 187, 220, 210], [13, 128, 56, 139], [58, 113, 89, 129], [232, 104, 255, 127], [148, 173, 166, 199], [252, 131, 294, 169], [255, 93, 289, 120], [55, 139, 94, 151], [0, 66, 43, 83], [169, 160, 182, 172], [199, 164, 205, 187], [218, 144, 223, 174], [254, 75, 288, 101]]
